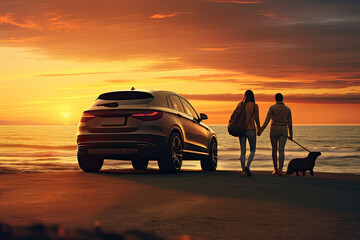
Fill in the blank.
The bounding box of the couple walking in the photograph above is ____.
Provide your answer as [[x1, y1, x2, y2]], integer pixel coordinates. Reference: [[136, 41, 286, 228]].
[[237, 90, 293, 177]]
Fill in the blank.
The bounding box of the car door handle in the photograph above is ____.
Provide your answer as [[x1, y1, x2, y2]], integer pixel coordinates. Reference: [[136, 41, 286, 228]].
[[176, 113, 183, 118]]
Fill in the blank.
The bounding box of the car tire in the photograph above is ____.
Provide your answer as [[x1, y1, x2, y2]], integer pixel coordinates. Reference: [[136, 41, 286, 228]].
[[131, 156, 149, 170], [158, 132, 183, 173], [201, 139, 218, 171], [78, 151, 104, 173]]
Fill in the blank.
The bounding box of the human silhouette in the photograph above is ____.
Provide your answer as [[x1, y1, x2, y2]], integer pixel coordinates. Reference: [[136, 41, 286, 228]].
[[258, 93, 293, 176], [238, 90, 261, 176]]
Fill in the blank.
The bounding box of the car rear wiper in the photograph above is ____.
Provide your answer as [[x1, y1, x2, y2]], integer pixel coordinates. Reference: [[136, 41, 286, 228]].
[[97, 102, 119, 107]]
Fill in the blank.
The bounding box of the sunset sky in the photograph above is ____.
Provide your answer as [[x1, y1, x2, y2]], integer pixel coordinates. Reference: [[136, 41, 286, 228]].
[[0, 0, 359, 125]]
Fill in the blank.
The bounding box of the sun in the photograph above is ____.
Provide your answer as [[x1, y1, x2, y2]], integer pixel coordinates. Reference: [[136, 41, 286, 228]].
[[65, 114, 69, 118]]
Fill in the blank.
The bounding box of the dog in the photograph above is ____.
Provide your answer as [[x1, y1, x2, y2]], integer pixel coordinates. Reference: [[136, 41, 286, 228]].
[[286, 152, 321, 177]]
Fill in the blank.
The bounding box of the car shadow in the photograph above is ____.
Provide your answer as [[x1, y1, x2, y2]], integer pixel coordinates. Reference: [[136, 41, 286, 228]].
[[94, 168, 360, 213], [99, 168, 203, 175]]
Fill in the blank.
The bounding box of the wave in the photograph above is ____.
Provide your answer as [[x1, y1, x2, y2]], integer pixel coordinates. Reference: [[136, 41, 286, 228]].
[[219, 146, 274, 151], [0, 143, 76, 151], [6, 137, 33, 141], [0, 162, 79, 174], [218, 146, 241, 151], [34, 157, 62, 161], [0, 151, 75, 158], [319, 155, 360, 161], [301, 146, 360, 153], [218, 146, 360, 153], [218, 154, 268, 161], [218, 152, 360, 161]]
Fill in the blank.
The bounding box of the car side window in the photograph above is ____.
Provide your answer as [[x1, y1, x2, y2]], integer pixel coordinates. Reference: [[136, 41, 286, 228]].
[[182, 102, 193, 117], [180, 97, 199, 119], [168, 95, 184, 112]]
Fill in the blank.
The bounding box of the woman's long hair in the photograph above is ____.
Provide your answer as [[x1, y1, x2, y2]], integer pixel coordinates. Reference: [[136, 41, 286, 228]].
[[243, 90, 255, 103]]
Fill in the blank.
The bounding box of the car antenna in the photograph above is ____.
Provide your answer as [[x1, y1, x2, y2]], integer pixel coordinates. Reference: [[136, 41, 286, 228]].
[[131, 87, 135, 90]]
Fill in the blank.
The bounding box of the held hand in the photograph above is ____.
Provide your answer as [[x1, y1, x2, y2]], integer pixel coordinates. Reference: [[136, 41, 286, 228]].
[[257, 127, 263, 136]]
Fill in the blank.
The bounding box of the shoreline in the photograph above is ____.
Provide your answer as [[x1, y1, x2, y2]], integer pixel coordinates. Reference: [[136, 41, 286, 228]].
[[1, 170, 359, 239], [1, 124, 360, 126], [1, 168, 360, 178]]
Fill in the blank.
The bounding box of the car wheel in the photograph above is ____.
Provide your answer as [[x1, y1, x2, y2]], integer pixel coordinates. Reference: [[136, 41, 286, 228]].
[[131, 156, 149, 170], [201, 139, 218, 171], [77, 151, 104, 173], [158, 132, 183, 173]]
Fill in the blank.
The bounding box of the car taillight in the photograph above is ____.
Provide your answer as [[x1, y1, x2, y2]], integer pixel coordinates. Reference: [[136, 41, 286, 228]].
[[131, 111, 163, 121], [80, 112, 96, 123]]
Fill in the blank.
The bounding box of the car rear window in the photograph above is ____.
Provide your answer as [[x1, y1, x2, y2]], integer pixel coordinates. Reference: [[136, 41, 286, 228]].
[[97, 91, 154, 100]]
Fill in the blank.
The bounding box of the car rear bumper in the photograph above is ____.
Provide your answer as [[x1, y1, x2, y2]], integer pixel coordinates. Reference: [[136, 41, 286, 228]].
[[77, 134, 167, 160]]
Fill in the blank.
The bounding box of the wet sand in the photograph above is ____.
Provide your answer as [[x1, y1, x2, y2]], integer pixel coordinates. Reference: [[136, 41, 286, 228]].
[[0, 170, 359, 239]]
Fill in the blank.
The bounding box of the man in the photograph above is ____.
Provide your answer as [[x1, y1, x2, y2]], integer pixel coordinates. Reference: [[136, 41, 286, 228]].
[[258, 93, 293, 176]]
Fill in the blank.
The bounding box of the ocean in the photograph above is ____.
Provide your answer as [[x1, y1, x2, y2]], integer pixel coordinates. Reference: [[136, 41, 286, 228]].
[[0, 125, 359, 174]]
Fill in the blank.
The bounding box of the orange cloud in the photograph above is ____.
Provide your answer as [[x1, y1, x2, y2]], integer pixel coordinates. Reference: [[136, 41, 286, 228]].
[[0, 36, 45, 43], [0, 11, 78, 33], [1, 0, 358, 83], [36, 71, 116, 77], [150, 12, 181, 19], [181, 93, 360, 104], [198, 47, 229, 51], [103, 79, 129, 84], [48, 16, 63, 21], [257, 11, 303, 22], [157, 74, 360, 90], [0, 13, 36, 28], [157, 73, 239, 80]]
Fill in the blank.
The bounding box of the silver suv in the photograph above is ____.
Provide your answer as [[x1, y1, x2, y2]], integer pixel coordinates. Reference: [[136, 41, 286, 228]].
[[77, 89, 218, 173]]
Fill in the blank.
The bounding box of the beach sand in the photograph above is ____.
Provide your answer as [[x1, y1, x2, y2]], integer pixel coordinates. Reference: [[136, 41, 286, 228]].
[[0, 170, 359, 239]]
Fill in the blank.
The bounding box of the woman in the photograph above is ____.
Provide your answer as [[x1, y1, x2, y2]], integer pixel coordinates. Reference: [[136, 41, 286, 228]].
[[258, 93, 293, 176], [238, 90, 261, 176]]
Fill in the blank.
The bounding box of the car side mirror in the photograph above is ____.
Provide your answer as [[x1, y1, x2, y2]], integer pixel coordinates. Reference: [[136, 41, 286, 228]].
[[200, 113, 208, 121]]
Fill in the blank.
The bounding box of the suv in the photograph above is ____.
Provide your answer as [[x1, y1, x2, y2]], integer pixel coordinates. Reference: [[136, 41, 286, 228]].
[[77, 89, 218, 173]]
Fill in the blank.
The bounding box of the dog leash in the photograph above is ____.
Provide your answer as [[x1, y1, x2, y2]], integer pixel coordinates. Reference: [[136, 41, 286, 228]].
[[289, 138, 311, 153]]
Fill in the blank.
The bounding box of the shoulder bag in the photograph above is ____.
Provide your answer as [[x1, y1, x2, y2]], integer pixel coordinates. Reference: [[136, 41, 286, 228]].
[[228, 103, 255, 137]]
